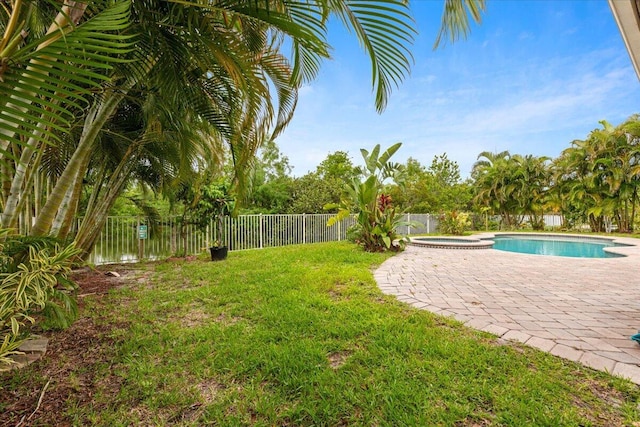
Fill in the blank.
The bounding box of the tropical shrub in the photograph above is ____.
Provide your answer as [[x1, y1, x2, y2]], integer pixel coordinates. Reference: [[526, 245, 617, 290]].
[[175, 180, 235, 249], [193, 182, 235, 247], [438, 211, 471, 235], [345, 193, 410, 251], [0, 232, 80, 367], [326, 143, 419, 252], [528, 216, 546, 231]]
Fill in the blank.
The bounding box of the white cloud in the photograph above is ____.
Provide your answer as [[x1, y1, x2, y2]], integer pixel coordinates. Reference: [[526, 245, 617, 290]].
[[518, 31, 534, 40]]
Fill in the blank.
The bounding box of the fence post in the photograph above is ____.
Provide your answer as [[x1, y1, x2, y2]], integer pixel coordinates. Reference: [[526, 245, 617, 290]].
[[303, 213, 306, 244], [260, 213, 263, 249], [407, 213, 412, 235], [226, 215, 230, 251], [338, 216, 341, 241], [427, 214, 431, 233], [207, 217, 212, 247], [137, 217, 143, 261]]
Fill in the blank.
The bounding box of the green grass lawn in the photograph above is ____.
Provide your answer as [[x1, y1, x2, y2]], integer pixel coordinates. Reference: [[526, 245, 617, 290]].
[[3, 242, 640, 425]]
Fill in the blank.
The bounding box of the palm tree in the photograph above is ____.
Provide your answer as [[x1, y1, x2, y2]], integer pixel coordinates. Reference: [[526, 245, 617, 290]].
[[512, 154, 550, 230], [616, 116, 640, 231], [27, 0, 305, 236], [472, 150, 522, 227], [557, 132, 613, 232], [2, 0, 486, 248], [549, 151, 583, 229], [589, 118, 640, 232], [71, 93, 222, 258], [5, 0, 418, 237]]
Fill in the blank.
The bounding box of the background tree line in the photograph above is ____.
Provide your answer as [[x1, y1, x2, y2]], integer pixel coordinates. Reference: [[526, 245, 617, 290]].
[[472, 115, 640, 233], [182, 114, 640, 235]]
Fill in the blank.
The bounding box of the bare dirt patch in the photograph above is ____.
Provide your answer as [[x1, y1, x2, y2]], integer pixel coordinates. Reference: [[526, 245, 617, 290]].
[[0, 264, 147, 427], [214, 312, 242, 326], [73, 264, 143, 297], [179, 306, 211, 328], [327, 351, 351, 369], [198, 378, 225, 402]]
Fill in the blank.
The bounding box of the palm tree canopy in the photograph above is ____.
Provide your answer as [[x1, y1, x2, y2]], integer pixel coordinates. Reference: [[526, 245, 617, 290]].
[[0, 0, 486, 156], [0, 1, 134, 156]]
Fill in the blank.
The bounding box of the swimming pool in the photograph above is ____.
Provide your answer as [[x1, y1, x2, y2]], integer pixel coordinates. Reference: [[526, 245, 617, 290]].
[[488, 235, 626, 258]]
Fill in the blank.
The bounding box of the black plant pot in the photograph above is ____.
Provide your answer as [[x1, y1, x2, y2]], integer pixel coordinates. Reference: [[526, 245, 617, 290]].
[[209, 246, 228, 261]]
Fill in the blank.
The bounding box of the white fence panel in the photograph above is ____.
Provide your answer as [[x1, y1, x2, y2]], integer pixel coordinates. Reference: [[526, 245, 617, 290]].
[[82, 211, 588, 265], [85, 212, 436, 265], [397, 213, 438, 234]]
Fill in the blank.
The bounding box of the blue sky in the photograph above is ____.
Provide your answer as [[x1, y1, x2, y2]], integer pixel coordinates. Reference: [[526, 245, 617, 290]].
[[274, 0, 640, 178]]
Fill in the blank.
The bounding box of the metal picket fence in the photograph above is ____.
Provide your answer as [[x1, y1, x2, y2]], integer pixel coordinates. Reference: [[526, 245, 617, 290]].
[[84, 212, 569, 265], [85, 213, 439, 265]]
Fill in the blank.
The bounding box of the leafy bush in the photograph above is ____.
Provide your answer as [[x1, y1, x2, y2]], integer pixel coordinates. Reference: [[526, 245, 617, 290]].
[[0, 232, 80, 367], [175, 180, 234, 248], [438, 211, 471, 235], [345, 193, 410, 252], [471, 213, 500, 231], [326, 144, 419, 252], [528, 216, 546, 231]]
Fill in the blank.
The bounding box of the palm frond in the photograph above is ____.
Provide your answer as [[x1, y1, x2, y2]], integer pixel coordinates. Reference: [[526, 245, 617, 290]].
[[329, 0, 415, 112], [434, 0, 485, 49], [0, 1, 134, 157], [258, 48, 297, 138]]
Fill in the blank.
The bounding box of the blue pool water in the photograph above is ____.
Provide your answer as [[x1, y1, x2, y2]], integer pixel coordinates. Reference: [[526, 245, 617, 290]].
[[489, 236, 624, 258]]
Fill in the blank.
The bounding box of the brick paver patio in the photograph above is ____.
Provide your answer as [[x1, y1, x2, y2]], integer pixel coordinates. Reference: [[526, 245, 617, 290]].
[[373, 234, 640, 384]]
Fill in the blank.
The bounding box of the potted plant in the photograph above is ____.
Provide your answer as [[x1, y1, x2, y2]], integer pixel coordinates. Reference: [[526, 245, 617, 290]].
[[208, 209, 229, 261], [208, 240, 228, 261], [176, 179, 234, 261], [197, 182, 234, 261]]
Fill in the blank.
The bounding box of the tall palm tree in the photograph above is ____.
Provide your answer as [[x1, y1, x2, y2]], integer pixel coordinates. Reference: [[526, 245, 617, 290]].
[[27, 1, 301, 235], [2, 0, 486, 244], [616, 115, 640, 230], [10, 0, 419, 237], [472, 150, 522, 227], [549, 151, 582, 229], [589, 118, 640, 232], [557, 133, 613, 232], [512, 154, 550, 230], [71, 92, 221, 258]]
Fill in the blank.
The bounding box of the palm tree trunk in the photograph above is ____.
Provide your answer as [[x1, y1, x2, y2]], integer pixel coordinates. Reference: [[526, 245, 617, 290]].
[[1, 160, 11, 207], [51, 150, 91, 239], [74, 139, 144, 257], [74, 160, 137, 258], [4, 143, 46, 233], [531, 211, 543, 230], [1, 115, 49, 229], [81, 160, 110, 224], [56, 178, 84, 241], [50, 175, 78, 237], [34, 172, 41, 219], [50, 143, 93, 237], [23, 193, 31, 235], [30, 87, 128, 236], [2, 148, 32, 229]]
